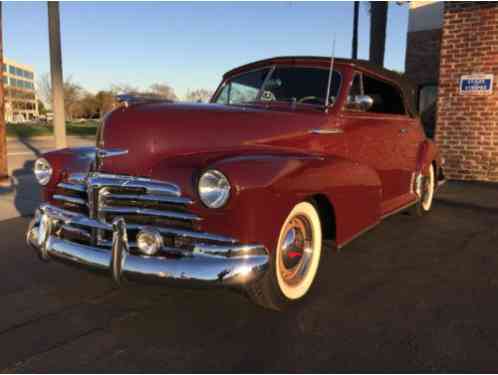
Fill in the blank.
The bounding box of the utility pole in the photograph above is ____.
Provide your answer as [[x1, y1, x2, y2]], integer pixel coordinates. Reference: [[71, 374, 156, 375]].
[[0, 2, 8, 182], [48, 1, 66, 149], [369, 1, 388, 67], [352, 1, 359, 60]]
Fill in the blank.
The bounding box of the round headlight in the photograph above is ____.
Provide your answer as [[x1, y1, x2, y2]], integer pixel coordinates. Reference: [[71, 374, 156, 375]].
[[198, 169, 231, 208], [137, 228, 163, 256], [34, 158, 52, 186]]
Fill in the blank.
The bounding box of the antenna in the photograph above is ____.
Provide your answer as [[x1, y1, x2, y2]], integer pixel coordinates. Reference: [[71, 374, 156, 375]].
[[324, 35, 336, 113]]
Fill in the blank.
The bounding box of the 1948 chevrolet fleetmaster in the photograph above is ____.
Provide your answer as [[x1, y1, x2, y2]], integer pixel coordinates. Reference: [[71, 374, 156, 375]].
[[27, 56, 444, 310]]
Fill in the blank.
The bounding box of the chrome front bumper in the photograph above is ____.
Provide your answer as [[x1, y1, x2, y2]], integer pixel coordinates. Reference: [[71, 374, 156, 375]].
[[26, 204, 269, 287]]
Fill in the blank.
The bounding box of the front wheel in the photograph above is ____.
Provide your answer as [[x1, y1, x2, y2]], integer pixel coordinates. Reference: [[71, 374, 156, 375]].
[[246, 201, 323, 310]]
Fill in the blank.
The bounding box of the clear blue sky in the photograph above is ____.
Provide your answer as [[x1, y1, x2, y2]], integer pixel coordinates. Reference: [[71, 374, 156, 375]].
[[4, 1, 409, 99]]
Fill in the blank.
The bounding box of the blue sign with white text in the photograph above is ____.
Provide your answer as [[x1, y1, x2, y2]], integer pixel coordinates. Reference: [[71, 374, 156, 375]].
[[460, 74, 494, 94]]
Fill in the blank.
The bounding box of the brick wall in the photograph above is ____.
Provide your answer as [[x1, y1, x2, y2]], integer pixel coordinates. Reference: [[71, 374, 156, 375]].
[[436, 2, 498, 181], [405, 29, 442, 86]]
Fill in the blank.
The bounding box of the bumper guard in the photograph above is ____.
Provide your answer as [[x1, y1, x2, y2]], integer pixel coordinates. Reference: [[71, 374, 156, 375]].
[[26, 205, 269, 287]]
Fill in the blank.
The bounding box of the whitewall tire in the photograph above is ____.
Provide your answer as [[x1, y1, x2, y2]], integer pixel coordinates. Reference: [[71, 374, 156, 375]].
[[413, 164, 435, 216], [247, 201, 323, 310]]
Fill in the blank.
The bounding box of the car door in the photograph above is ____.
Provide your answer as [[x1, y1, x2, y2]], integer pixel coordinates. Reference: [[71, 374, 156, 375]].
[[341, 72, 419, 213]]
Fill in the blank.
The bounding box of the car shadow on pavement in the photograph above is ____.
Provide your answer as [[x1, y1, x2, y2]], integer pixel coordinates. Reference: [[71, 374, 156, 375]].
[[0, 137, 42, 219]]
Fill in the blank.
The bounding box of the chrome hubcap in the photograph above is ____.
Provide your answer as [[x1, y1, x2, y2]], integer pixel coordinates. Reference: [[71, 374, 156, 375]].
[[278, 215, 313, 286]]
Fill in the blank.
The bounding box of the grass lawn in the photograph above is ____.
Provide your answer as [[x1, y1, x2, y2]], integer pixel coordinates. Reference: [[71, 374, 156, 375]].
[[7, 120, 98, 138]]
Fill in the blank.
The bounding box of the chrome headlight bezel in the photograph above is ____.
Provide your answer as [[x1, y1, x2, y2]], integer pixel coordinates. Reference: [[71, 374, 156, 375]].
[[198, 169, 231, 209], [34, 157, 53, 186]]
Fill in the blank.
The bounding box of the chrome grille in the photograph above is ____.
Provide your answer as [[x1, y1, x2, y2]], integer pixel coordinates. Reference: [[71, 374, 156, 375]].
[[53, 173, 237, 255]]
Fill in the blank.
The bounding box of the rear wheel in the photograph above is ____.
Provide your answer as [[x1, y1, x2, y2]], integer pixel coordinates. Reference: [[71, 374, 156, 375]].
[[412, 164, 435, 216], [247, 201, 323, 310]]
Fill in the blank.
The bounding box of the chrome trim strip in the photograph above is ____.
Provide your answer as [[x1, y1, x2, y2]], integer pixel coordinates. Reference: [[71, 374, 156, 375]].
[[310, 128, 344, 135], [96, 148, 129, 159], [337, 221, 379, 250], [67, 173, 87, 185], [101, 191, 193, 205], [99, 206, 201, 222], [156, 227, 237, 243], [381, 200, 417, 220], [58, 224, 92, 241], [57, 182, 86, 193], [193, 243, 268, 258], [88, 173, 181, 197], [53, 194, 87, 206]]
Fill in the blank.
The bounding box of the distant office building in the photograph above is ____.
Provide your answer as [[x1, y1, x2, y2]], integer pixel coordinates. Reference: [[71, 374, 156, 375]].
[[3, 58, 39, 123]]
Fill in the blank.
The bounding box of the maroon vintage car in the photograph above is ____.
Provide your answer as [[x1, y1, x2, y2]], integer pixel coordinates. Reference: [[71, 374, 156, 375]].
[[27, 57, 444, 310]]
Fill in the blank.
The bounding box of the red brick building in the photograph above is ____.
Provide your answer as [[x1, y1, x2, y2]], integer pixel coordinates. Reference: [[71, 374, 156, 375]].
[[405, 1, 498, 182]]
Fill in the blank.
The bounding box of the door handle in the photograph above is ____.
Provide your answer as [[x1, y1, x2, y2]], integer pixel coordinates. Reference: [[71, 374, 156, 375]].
[[399, 128, 408, 134]]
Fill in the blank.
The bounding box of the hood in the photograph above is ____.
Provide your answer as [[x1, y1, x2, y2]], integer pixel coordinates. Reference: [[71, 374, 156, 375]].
[[99, 102, 327, 176]]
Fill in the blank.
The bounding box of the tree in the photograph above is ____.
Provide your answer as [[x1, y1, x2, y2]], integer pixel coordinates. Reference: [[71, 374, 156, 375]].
[[148, 83, 177, 101], [38, 73, 84, 120], [369, 2, 388, 67], [37, 100, 47, 116], [73, 92, 100, 119], [95, 90, 117, 117], [185, 88, 213, 103], [62, 78, 84, 120], [37, 73, 52, 108]]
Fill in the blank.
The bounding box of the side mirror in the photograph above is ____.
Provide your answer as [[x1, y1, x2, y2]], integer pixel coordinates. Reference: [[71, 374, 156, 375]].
[[347, 95, 374, 111]]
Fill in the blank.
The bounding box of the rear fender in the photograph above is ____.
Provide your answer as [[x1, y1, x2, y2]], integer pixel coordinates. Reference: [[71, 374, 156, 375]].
[[416, 140, 441, 175]]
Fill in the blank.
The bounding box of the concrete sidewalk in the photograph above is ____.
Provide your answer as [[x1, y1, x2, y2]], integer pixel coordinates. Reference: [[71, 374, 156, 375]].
[[0, 135, 95, 222], [0, 173, 40, 221]]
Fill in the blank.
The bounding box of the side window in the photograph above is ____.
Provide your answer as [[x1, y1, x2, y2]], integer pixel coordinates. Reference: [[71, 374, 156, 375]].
[[363, 75, 406, 115]]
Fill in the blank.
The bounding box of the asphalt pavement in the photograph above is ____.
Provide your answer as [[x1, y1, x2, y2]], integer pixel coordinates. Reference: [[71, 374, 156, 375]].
[[1, 182, 498, 372]]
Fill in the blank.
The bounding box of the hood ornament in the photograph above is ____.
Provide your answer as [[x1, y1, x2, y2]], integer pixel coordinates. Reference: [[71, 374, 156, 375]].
[[95, 148, 128, 170]]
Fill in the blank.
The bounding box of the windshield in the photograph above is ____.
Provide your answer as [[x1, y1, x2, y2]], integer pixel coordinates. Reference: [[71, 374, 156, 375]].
[[213, 66, 342, 107]]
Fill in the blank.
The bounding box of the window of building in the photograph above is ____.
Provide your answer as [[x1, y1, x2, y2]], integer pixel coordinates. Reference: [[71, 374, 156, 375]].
[[9, 65, 15, 75], [362, 75, 406, 115]]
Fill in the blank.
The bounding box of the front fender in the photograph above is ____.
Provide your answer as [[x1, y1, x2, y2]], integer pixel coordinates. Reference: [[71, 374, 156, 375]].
[[41, 147, 96, 201], [160, 153, 383, 252]]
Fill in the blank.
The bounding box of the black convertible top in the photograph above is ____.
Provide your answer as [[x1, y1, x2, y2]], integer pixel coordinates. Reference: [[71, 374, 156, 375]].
[[223, 56, 418, 117]]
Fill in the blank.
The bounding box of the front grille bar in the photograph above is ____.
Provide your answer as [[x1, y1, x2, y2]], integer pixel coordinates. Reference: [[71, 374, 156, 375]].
[[53, 194, 87, 206], [99, 206, 201, 221], [57, 182, 86, 192], [101, 191, 193, 205], [41, 204, 237, 244]]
